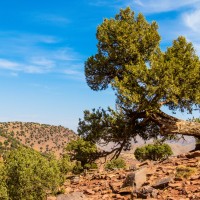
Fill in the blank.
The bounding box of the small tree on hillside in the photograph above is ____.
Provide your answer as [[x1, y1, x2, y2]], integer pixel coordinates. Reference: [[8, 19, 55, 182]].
[[65, 138, 98, 169]]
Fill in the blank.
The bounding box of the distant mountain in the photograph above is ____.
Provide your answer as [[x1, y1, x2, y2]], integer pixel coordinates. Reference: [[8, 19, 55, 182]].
[[0, 122, 77, 156]]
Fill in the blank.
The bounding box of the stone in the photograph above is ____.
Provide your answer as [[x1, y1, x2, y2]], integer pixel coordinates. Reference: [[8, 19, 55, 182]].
[[136, 186, 158, 199], [190, 175, 200, 180], [70, 176, 80, 184], [168, 182, 182, 189], [119, 186, 133, 194], [134, 167, 148, 188], [109, 182, 121, 193], [84, 189, 95, 195], [57, 192, 86, 200], [139, 160, 151, 167], [152, 176, 174, 189], [121, 167, 148, 192], [185, 151, 200, 158]]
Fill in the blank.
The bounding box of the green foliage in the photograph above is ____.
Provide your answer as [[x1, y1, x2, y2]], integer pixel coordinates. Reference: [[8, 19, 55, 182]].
[[105, 158, 126, 170], [79, 7, 200, 157], [4, 146, 62, 200], [59, 154, 74, 174], [176, 166, 196, 179], [85, 7, 200, 112], [72, 161, 84, 174], [134, 143, 173, 161], [65, 138, 98, 168], [84, 162, 98, 170], [78, 107, 160, 157], [0, 161, 8, 200]]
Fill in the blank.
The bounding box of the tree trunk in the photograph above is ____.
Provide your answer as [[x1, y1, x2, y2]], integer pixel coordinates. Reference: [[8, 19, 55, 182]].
[[150, 111, 200, 138]]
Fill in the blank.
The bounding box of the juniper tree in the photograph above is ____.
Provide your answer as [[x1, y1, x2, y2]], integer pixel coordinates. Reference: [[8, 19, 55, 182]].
[[78, 7, 200, 157]]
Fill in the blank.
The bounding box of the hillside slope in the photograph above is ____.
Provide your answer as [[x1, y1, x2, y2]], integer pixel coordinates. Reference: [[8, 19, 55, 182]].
[[0, 122, 77, 156]]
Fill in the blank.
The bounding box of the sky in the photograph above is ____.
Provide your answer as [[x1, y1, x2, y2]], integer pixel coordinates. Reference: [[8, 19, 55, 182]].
[[0, 0, 200, 132]]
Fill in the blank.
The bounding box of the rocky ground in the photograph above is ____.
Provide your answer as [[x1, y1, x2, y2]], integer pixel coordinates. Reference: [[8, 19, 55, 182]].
[[48, 151, 200, 200]]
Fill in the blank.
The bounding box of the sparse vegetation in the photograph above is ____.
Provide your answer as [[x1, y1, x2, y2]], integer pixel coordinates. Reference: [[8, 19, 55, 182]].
[[0, 122, 77, 156], [176, 166, 196, 179]]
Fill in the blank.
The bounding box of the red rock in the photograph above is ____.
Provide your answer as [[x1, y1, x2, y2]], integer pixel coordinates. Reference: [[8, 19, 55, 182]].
[[84, 189, 95, 195], [186, 151, 200, 158]]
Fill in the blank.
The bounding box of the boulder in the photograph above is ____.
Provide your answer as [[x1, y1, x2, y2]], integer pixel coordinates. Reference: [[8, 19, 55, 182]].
[[152, 176, 174, 189], [186, 151, 200, 158], [136, 186, 158, 198], [120, 167, 148, 193]]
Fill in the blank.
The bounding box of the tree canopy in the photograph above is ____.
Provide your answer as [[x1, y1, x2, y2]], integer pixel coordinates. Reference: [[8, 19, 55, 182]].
[[78, 7, 200, 157]]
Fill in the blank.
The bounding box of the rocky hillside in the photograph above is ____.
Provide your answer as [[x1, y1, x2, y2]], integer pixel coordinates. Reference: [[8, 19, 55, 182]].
[[0, 122, 77, 156], [48, 151, 200, 200]]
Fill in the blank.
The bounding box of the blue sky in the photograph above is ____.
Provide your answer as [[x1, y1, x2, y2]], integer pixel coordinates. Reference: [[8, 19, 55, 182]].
[[0, 0, 200, 132]]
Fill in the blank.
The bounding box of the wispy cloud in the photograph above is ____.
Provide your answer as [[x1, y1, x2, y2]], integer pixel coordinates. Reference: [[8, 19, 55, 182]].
[[34, 14, 70, 26], [0, 59, 20, 70], [89, 0, 129, 8], [0, 58, 52, 74], [129, 0, 200, 14], [183, 9, 200, 33], [89, 0, 200, 14], [0, 32, 84, 78], [63, 64, 84, 80]]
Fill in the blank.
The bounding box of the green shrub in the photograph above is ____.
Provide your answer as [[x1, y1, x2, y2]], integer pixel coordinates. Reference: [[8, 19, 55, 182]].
[[84, 162, 98, 170], [59, 154, 74, 174], [134, 143, 173, 161], [4, 146, 63, 200], [72, 161, 84, 174], [105, 158, 126, 170], [0, 161, 8, 200], [65, 138, 98, 170]]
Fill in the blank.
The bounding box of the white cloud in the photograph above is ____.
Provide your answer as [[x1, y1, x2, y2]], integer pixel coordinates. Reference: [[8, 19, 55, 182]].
[[0, 59, 20, 70], [63, 64, 84, 80], [0, 58, 52, 74], [183, 9, 200, 32], [129, 0, 200, 13], [90, 0, 200, 14], [30, 57, 55, 67], [0, 32, 84, 78], [35, 14, 70, 26], [54, 48, 81, 61], [64, 69, 80, 75]]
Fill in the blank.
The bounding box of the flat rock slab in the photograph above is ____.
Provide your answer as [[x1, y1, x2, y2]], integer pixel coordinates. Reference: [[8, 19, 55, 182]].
[[57, 192, 86, 200], [152, 176, 174, 189], [186, 151, 200, 158]]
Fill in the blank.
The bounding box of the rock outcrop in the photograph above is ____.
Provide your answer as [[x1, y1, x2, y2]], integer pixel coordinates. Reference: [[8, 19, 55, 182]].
[[48, 151, 200, 200]]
